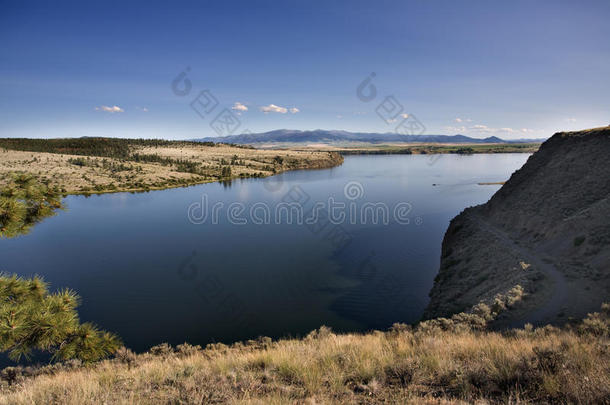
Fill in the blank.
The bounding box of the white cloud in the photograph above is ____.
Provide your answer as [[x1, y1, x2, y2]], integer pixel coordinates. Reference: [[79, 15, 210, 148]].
[[95, 105, 124, 113], [446, 122, 538, 137], [444, 125, 467, 133], [260, 104, 288, 114], [447, 124, 522, 135], [566, 117, 577, 123], [471, 125, 515, 134], [400, 113, 409, 119], [259, 104, 300, 114], [136, 106, 148, 112], [336, 115, 343, 119], [454, 117, 472, 123], [232, 102, 248, 112]]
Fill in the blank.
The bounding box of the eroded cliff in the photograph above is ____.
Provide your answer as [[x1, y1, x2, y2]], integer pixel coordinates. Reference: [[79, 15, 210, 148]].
[[425, 126, 610, 326]]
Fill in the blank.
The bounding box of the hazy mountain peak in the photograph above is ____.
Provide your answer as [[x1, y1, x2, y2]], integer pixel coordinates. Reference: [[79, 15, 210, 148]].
[[193, 130, 545, 145]]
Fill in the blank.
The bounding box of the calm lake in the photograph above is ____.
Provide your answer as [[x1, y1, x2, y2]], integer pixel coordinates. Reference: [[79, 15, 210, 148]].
[[0, 154, 529, 352]]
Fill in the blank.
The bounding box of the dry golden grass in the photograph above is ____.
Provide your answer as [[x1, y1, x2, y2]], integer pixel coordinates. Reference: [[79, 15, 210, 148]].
[[1, 305, 608, 405], [0, 145, 342, 195]]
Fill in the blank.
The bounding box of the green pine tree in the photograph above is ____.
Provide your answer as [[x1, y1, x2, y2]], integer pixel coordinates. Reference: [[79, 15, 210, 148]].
[[0, 274, 121, 362], [0, 173, 64, 238]]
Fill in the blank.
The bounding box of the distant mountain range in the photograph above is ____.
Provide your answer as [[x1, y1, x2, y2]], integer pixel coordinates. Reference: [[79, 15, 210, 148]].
[[193, 130, 545, 145]]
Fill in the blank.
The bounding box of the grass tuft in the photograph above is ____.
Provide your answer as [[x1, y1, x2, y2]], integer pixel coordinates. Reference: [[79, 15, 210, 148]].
[[0, 302, 608, 404]]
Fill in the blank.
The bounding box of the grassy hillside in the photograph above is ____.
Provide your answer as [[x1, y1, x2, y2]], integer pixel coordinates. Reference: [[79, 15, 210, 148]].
[[0, 138, 343, 195], [0, 302, 607, 404], [0, 138, 216, 159]]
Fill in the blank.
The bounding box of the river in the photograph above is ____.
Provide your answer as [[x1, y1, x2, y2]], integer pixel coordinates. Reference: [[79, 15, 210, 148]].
[[0, 154, 530, 352]]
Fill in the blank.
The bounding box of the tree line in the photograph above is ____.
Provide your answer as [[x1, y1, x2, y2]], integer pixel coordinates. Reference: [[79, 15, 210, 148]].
[[0, 137, 216, 159]]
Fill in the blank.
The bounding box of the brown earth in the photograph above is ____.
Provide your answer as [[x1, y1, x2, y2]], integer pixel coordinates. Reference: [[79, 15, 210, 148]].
[[425, 126, 610, 326]]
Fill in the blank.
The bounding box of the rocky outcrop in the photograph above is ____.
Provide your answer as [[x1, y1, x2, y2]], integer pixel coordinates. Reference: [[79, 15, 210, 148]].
[[425, 127, 610, 326]]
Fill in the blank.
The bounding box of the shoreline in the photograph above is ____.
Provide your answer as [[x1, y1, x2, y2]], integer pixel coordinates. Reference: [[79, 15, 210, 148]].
[[0, 139, 344, 196], [62, 151, 530, 196], [270, 142, 540, 155], [64, 159, 345, 197], [1, 131, 609, 403]]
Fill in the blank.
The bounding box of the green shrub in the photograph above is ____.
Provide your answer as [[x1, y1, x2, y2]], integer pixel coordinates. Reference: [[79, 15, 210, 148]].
[[0, 274, 121, 362], [578, 303, 609, 336], [0, 173, 63, 238], [115, 347, 137, 368], [305, 325, 334, 341], [149, 343, 173, 356], [176, 343, 202, 356]]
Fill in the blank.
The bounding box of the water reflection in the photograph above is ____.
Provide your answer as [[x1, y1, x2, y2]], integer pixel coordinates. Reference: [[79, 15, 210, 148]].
[[0, 155, 530, 351]]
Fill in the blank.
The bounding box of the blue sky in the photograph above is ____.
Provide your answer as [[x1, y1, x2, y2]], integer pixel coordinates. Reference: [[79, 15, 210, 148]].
[[1, 0, 609, 140]]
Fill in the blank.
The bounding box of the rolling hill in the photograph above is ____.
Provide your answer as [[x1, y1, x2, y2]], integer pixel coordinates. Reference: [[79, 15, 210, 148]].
[[193, 129, 545, 145]]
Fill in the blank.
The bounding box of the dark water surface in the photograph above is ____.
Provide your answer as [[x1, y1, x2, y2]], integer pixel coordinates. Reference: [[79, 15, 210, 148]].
[[0, 154, 529, 352]]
